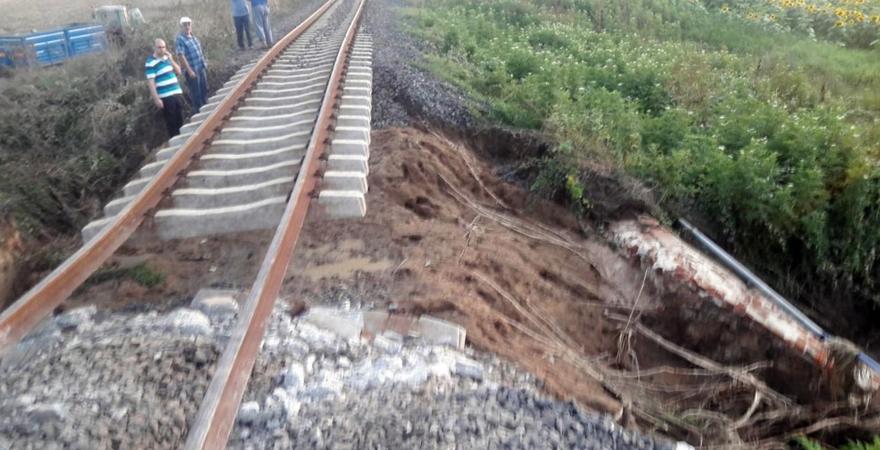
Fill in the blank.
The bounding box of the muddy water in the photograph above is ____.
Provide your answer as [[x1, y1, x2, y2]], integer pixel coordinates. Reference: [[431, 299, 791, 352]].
[[301, 239, 394, 281], [302, 257, 394, 281]]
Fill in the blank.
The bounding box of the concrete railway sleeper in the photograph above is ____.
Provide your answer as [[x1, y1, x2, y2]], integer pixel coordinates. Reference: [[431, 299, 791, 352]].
[[0, 9, 371, 426]]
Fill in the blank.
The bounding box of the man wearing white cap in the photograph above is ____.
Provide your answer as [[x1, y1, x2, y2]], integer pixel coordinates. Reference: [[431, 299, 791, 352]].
[[175, 16, 209, 111]]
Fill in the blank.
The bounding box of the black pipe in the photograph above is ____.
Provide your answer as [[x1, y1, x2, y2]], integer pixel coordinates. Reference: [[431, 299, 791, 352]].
[[676, 218, 880, 374]]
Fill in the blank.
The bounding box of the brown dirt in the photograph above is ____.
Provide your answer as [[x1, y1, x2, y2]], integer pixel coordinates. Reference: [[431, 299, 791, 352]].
[[64, 231, 273, 313], [285, 127, 877, 444], [0, 218, 24, 308], [280, 126, 666, 414]]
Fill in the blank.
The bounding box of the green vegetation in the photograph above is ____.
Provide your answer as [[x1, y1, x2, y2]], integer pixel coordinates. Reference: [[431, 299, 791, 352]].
[[406, 0, 880, 315], [795, 435, 880, 450], [126, 263, 166, 288], [86, 262, 165, 289]]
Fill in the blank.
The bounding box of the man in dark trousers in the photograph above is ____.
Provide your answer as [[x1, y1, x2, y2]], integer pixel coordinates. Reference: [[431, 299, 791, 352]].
[[251, 0, 273, 48], [230, 0, 254, 50], [175, 16, 209, 112], [145, 38, 184, 137]]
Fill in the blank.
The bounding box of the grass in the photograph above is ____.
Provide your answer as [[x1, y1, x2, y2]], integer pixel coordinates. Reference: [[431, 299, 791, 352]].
[[405, 0, 880, 321], [795, 436, 880, 450], [85, 262, 165, 289], [126, 263, 165, 288]]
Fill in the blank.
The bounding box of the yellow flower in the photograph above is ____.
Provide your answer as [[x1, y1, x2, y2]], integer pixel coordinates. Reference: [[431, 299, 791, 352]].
[[721, 4, 730, 12], [834, 19, 846, 26]]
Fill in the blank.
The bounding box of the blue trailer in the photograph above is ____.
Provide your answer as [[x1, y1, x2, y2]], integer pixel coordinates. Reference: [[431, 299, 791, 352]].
[[0, 23, 108, 69], [65, 24, 107, 57]]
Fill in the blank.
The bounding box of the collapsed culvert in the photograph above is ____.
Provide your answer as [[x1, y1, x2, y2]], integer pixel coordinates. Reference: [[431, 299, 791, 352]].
[[606, 216, 880, 446]]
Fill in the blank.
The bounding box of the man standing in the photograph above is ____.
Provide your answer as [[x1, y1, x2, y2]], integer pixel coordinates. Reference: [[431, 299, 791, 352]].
[[145, 38, 184, 137], [231, 0, 254, 50], [251, 0, 273, 48], [175, 17, 209, 112]]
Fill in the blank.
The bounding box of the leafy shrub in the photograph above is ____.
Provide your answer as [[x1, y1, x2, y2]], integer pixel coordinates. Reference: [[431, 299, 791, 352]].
[[504, 49, 541, 80], [442, 29, 460, 53], [528, 28, 572, 50]]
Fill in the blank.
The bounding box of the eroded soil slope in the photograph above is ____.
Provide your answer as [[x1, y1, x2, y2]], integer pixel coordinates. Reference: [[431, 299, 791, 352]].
[[282, 126, 663, 413]]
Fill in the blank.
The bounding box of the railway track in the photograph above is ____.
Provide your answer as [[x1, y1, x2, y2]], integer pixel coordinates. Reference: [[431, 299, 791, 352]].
[[2, 0, 878, 448], [0, 0, 369, 447]]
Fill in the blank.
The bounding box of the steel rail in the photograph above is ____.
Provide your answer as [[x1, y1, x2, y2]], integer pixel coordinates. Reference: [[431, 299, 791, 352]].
[[0, 0, 338, 355], [182, 0, 367, 447]]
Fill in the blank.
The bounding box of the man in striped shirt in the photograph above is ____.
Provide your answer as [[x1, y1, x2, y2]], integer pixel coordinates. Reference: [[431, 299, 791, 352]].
[[145, 38, 184, 137]]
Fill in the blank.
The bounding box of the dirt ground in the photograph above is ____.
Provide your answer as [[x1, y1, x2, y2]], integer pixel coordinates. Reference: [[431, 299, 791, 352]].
[[291, 128, 641, 410], [282, 126, 672, 413], [0, 221, 23, 308]]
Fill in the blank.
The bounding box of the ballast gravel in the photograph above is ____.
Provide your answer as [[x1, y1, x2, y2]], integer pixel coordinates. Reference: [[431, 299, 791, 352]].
[[229, 303, 684, 450], [0, 300, 686, 450], [362, 0, 476, 129], [0, 306, 222, 450]]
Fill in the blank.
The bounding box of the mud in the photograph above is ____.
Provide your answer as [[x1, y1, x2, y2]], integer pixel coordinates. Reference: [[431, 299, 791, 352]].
[[64, 232, 273, 313]]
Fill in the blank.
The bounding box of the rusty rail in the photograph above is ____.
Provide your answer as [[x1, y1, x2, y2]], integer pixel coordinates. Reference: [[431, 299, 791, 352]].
[[182, 0, 367, 448], [0, 0, 338, 355]]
